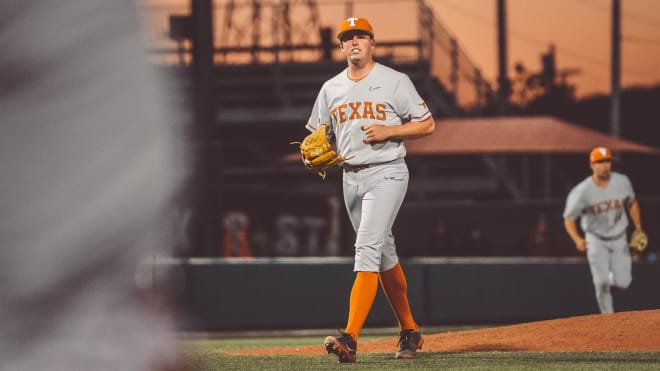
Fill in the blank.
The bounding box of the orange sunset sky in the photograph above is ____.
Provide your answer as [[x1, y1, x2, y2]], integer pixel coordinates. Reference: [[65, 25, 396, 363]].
[[430, 0, 660, 98], [142, 0, 660, 98]]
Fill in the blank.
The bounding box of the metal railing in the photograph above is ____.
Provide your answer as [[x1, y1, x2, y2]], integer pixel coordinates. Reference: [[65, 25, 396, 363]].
[[138, 0, 492, 114]]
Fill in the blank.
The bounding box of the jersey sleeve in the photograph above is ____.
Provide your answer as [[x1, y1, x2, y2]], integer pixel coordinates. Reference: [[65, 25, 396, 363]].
[[563, 185, 584, 220], [392, 74, 431, 123], [621, 174, 636, 207], [306, 85, 333, 135]]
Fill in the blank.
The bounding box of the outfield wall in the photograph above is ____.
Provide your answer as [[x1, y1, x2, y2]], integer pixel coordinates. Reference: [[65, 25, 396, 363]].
[[165, 257, 660, 331]]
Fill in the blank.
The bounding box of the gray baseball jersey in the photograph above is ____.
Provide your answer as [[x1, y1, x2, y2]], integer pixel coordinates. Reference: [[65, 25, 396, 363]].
[[563, 171, 635, 313], [306, 63, 431, 165], [306, 63, 430, 272], [563, 171, 635, 238]]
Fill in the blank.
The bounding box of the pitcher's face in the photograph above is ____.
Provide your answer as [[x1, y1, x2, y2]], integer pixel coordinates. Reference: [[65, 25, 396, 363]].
[[340, 32, 374, 64]]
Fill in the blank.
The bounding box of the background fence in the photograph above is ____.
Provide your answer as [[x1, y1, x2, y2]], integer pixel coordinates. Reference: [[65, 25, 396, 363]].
[[165, 257, 660, 331]]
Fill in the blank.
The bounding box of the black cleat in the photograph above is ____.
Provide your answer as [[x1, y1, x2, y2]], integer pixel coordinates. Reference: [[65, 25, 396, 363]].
[[395, 329, 424, 359], [324, 331, 357, 363]]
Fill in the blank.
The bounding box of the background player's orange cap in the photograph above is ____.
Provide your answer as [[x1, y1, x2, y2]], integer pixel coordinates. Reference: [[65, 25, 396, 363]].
[[590, 146, 612, 163], [337, 17, 374, 40]]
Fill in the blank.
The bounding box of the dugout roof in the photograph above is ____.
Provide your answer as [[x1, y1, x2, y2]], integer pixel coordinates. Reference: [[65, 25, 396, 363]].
[[284, 116, 660, 162], [280, 115, 660, 199], [403, 116, 660, 155]]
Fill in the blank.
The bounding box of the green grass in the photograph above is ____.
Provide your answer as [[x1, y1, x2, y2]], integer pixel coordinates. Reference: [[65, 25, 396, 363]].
[[181, 336, 660, 370]]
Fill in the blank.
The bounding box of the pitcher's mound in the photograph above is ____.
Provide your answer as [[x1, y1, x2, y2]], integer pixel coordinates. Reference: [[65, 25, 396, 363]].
[[233, 309, 660, 355]]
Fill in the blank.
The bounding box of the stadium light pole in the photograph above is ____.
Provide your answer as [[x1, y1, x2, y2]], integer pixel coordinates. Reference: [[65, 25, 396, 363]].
[[611, 0, 621, 139], [191, 0, 219, 256], [496, 0, 510, 116]]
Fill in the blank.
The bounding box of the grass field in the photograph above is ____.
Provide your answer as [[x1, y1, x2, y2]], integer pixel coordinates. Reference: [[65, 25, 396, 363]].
[[180, 333, 660, 370]]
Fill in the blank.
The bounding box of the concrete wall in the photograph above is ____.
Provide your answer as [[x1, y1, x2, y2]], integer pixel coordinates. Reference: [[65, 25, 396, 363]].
[[166, 257, 660, 331]]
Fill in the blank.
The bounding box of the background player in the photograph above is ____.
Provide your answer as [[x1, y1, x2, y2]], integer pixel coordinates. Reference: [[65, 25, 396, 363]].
[[304, 17, 435, 362], [563, 147, 644, 313]]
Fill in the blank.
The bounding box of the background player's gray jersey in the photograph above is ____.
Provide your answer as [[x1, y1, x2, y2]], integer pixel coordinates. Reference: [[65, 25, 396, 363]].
[[563, 172, 635, 238], [306, 63, 431, 166]]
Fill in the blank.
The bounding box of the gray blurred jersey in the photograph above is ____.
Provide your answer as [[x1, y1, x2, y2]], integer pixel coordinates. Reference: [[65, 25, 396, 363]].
[[563, 172, 635, 238], [0, 1, 183, 370], [306, 63, 431, 166]]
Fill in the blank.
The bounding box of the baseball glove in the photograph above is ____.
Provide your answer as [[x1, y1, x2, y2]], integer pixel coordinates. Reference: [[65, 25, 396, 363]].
[[291, 124, 350, 179], [629, 230, 649, 253]]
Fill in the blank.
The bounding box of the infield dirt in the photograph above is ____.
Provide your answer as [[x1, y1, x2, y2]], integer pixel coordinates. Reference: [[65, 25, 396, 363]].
[[232, 309, 660, 355]]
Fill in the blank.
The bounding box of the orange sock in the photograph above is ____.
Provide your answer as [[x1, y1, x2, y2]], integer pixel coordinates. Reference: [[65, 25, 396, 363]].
[[344, 271, 379, 341], [379, 263, 419, 332]]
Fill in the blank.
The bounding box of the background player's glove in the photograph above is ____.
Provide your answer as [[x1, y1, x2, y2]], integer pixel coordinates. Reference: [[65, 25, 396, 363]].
[[629, 230, 649, 253], [291, 124, 350, 179]]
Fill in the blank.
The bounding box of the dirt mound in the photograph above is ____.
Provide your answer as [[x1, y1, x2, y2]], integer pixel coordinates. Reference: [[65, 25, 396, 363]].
[[233, 309, 660, 355]]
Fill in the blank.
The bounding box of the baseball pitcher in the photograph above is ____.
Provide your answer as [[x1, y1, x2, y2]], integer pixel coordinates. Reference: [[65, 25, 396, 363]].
[[294, 17, 434, 363]]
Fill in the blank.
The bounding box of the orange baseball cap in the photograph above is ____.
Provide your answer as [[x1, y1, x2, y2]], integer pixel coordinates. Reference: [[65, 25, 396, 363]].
[[337, 17, 374, 40], [590, 146, 612, 163]]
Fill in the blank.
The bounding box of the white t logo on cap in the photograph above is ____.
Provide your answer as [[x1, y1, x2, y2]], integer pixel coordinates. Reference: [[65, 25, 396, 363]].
[[600, 148, 607, 156], [347, 17, 358, 27]]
